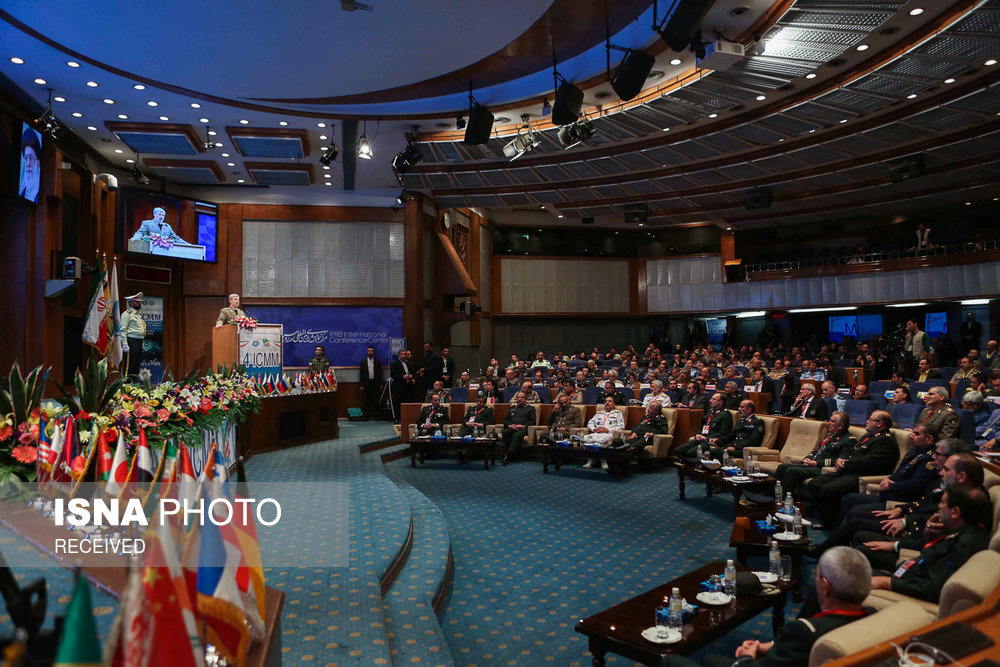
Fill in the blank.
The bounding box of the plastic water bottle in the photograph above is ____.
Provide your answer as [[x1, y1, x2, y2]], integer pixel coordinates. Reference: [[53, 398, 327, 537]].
[[769, 540, 781, 576], [723, 450, 730, 467], [668, 587, 683, 629], [696, 442, 703, 460], [783, 492, 793, 515], [724, 559, 737, 597], [774, 480, 783, 505], [792, 506, 803, 538]]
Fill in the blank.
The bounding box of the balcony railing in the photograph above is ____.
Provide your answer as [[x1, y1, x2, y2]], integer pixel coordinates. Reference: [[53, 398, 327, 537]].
[[745, 239, 1000, 274]]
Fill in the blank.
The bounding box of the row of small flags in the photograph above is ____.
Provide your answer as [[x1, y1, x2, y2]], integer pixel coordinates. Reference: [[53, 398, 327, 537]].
[[251, 369, 337, 397], [47, 436, 264, 666]]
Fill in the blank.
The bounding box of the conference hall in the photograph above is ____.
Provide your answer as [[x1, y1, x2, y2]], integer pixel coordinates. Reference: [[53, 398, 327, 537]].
[[2, 1, 1000, 665]]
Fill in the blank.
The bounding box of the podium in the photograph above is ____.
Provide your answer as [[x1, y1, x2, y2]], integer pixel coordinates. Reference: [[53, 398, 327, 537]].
[[212, 323, 283, 378], [128, 238, 207, 260]]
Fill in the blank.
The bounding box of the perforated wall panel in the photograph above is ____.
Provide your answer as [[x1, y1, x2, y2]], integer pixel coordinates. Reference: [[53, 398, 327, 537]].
[[479, 225, 491, 311], [242, 221, 404, 298], [500, 258, 629, 313], [646, 257, 1000, 313]]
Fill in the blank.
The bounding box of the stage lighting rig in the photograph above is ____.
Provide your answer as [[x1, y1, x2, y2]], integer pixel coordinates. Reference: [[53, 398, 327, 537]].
[[502, 115, 540, 161]]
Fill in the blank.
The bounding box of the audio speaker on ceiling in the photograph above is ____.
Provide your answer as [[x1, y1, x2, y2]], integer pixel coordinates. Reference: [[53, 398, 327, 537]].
[[623, 203, 648, 223], [657, 0, 712, 52], [612, 50, 656, 101], [552, 81, 584, 126], [744, 187, 773, 210], [724, 264, 747, 283], [463, 103, 495, 145], [888, 154, 926, 183]]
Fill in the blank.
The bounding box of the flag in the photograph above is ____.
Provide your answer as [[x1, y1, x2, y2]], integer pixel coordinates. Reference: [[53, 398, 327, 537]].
[[82, 256, 110, 355], [132, 429, 155, 484], [54, 575, 102, 667], [105, 431, 130, 497], [50, 419, 74, 488], [37, 415, 52, 482], [41, 421, 66, 488], [178, 440, 198, 512], [96, 430, 112, 481], [108, 260, 124, 366]]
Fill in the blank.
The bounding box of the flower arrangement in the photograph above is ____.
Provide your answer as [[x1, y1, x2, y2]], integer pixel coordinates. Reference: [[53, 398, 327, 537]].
[[149, 233, 175, 250], [0, 363, 49, 482], [234, 315, 258, 330]]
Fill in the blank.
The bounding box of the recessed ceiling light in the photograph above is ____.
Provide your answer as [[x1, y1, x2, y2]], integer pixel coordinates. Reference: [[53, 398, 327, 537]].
[[103, 98, 114, 104], [557, 215, 564, 219], [237, 179, 245, 183], [944, 78, 955, 84], [126, 159, 135, 164], [9, 57, 23, 64], [778, 138, 784, 141], [966, 201, 971, 205], [986, 59, 998, 66], [239, 119, 249, 124], [726, 227, 732, 230], [133, 84, 146, 90], [86, 81, 99, 87], [324, 181, 332, 186], [708, 113, 718, 118], [805, 73, 817, 79], [839, 119, 848, 123], [669, 58, 682, 66], [208, 130, 217, 136], [317, 122, 326, 128], [117, 114, 128, 119], [114, 149, 123, 154], [323, 165, 330, 170], [227, 162, 235, 166], [67, 60, 80, 68], [87, 125, 97, 131], [756, 95, 766, 101], [319, 135, 328, 140], [147, 101, 158, 106], [53, 96, 66, 102], [638, 223, 644, 227], [33, 78, 46, 85], [856, 44, 869, 51], [159, 115, 169, 121], [908, 7, 924, 15], [278, 120, 288, 126], [215, 142, 223, 147], [199, 117, 209, 123], [221, 153, 230, 157], [190, 103, 201, 108], [324, 173, 331, 178], [906, 93, 918, 99], [71, 112, 83, 118], [809, 129, 816, 133]]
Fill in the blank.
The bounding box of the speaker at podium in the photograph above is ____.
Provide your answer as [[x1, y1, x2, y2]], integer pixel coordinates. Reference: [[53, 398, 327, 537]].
[[213, 323, 284, 378]]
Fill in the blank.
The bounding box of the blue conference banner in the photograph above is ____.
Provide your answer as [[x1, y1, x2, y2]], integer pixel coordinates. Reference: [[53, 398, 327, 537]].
[[249, 306, 403, 367]]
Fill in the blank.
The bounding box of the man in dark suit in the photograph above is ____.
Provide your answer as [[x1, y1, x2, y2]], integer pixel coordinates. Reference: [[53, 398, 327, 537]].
[[359, 346, 384, 420], [680, 381, 708, 410], [747, 368, 776, 412], [915, 357, 942, 382], [390, 349, 416, 422], [775, 411, 857, 497], [806, 411, 899, 528], [436, 346, 456, 388], [458, 394, 494, 436], [420, 342, 439, 394], [784, 383, 829, 421]]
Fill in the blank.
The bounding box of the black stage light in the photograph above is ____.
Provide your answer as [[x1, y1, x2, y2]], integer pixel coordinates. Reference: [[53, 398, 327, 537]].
[[612, 50, 655, 101], [744, 187, 773, 209], [319, 144, 340, 166], [129, 164, 150, 185], [623, 203, 648, 223], [391, 144, 423, 174], [657, 0, 712, 52], [888, 154, 926, 183], [396, 190, 413, 205], [464, 103, 494, 145], [581, 216, 595, 225], [557, 119, 595, 149], [552, 80, 584, 126], [456, 115, 466, 130]]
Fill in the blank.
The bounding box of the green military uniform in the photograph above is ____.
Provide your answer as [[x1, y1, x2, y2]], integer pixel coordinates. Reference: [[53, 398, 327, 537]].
[[424, 389, 451, 403], [546, 405, 583, 440], [513, 390, 541, 404], [723, 394, 742, 410], [458, 405, 494, 436], [415, 404, 449, 436], [807, 430, 899, 527], [775, 431, 857, 496], [308, 355, 330, 374], [917, 404, 960, 439], [120, 304, 146, 377], [621, 413, 671, 454], [889, 525, 990, 602], [502, 404, 537, 462], [674, 408, 733, 463], [216, 306, 247, 326], [710, 413, 764, 460]]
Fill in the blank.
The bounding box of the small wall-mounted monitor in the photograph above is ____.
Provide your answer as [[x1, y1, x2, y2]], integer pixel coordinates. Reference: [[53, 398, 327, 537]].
[[925, 312, 947, 338]]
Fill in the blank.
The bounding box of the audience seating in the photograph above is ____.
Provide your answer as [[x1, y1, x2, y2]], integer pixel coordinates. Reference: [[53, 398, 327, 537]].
[[823, 397, 838, 415], [911, 380, 948, 397], [485, 407, 542, 437], [955, 378, 972, 397], [582, 386, 603, 405], [407, 404, 433, 439], [888, 403, 921, 430], [502, 386, 519, 402], [567, 406, 629, 440], [617, 407, 678, 463], [845, 399, 878, 425], [637, 387, 652, 403], [939, 367, 958, 381], [955, 408, 976, 444], [869, 381, 895, 408], [448, 387, 470, 403], [863, 550, 1000, 616], [858, 429, 914, 493], [808, 600, 937, 667], [743, 419, 828, 474], [534, 386, 552, 403]]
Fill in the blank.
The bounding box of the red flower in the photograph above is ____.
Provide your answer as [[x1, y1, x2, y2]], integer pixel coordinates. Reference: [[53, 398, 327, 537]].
[[156, 408, 170, 422], [104, 427, 118, 443], [0, 425, 12, 441], [11, 445, 37, 464], [18, 430, 35, 445]]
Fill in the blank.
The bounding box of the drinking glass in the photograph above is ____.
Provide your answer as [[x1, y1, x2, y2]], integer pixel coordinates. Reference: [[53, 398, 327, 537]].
[[779, 556, 792, 583], [655, 606, 670, 639], [708, 574, 722, 592]]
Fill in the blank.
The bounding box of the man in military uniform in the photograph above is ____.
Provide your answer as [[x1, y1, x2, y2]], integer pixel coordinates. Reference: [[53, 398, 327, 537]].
[[673, 547, 874, 667], [498, 369, 519, 389], [709, 399, 764, 461], [641, 380, 671, 408], [618, 402, 671, 456], [597, 380, 627, 406], [916, 386, 960, 439], [501, 391, 536, 465], [580, 397, 626, 470], [673, 392, 732, 464], [214, 293, 247, 328], [308, 345, 330, 374], [722, 381, 743, 410], [775, 411, 856, 497], [863, 484, 991, 602], [806, 411, 899, 528], [458, 394, 493, 436], [120, 291, 146, 378], [543, 392, 582, 442], [515, 379, 541, 405], [415, 393, 449, 437], [424, 380, 450, 403]]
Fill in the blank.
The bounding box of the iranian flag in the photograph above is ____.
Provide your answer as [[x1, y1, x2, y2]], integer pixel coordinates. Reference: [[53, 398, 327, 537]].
[[54, 576, 102, 667], [105, 431, 130, 496], [108, 259, 124, 366], [81, 256, 110, 355]]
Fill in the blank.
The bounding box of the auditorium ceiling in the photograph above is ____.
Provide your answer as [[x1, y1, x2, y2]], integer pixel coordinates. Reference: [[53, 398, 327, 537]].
[[1, 0, 998, 229]]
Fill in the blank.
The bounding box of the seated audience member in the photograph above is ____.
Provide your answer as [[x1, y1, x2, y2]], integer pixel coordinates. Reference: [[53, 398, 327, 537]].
[[975, 402, 1000, 450], [775, 412, 856, 497], [962, 390, 991, 431], [531, 351, 552, 369], [916, 386, 959, 438], [889, 385, 911, 407], [890, 371, 910, 391], [515, 379, 541, 405], [722, 381, 743, 410], [800, 360, 827, 381], [515, 360, 528, 377], [544, 392, 583, 441], [951, 357, 976, 382], [768, 359, 788, 380], [674, 392, 733, 464], [598, 380, 628, 405], [822, 381, 845, 412], [506, 354, 519, 370], [454, 371, 472, 388], [915, 357, 942, 382], [862, 484, 992, 603], [984, 340, 1000, 370], [784, 383, 830, 421], [747, 368, 776, 396], [642, 380, 671, 408], [424, 380, 451, 403], [780, 370, 800, 410], [986, 375, 1000, 400], [458, 394, 494, 436], [805, 411, 898, 528], [415, 394, 450, 436], [665, 378, 683, 404], [680, 381, 708, 410], [478, 379, 500, 405], [580, 397, 626, 470], [501, 392, 536, 465], [706, 399, 763, 462], [531, 369, 545, 385], [617, 402, 671, 455], [606, 369, 625, 388], [814, 443, 973, 555], [852, 384, 870, 401], [498, 369, 519, 388], [680, 547, 873, 667], [968, 372, 989, 396]]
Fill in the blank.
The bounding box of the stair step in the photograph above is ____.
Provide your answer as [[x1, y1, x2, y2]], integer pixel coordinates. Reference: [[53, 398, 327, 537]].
[[383, 482, 455, 667], [380, 444, 411, 463], [359, 436, 403, 455]]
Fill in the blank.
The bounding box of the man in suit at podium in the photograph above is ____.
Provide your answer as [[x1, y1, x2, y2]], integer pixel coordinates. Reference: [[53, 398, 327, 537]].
[[390, 349, 416, 422], [215, 294, 247, 328], [130, 207, 186, 243], [360, 346, 383, 420]]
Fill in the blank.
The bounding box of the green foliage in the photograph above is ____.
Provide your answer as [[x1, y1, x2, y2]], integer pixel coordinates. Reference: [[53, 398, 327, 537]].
[[56, 352, 125, 415], [0, 362, 49, 426]]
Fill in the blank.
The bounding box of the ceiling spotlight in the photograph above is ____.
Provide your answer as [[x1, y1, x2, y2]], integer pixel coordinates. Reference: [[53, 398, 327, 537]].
[[133, 84, 146, 90], [856, 44, 869, 51], [456, 114, 466, 130], [556, 118, 595, 149], [103, 98, 115, 104], [756, 95, 766, 101], [87, 125, 97, 131], [203, 126, 215, 150], [906, 93, 918, 99], [129, 163, 150, 186], [53, 96, 66, 102], [199, 117, 209, 123], [278, 120, 288, 126], [670, 58, 682, 66], [159, 115, 169, 121], [86, 81, 99, 87], [147, 101, 158, 106], [317, 122, 327, 128], [32, 90, 63, 139], [357, 119, 373, 159], [190, 103, 201, 108], [805, 73, 817, 79], [237, 179, 245, 183], [908, 7, 924, 15], [396, 190, 413, 205], [552, 75, 583, 126], [392, 141, 423, 174], [503, 115, 541, 160], [986, 59, 998, 66], [541, 99, 551, 116], [65, 61, 80, 68], [10, 57, 24, 64], [944, 77, 955, 84], [34, 78, 47, 85], [117, 114, 128, 119], [71, 112, 83, 118], [319, 143, 340, 166]]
